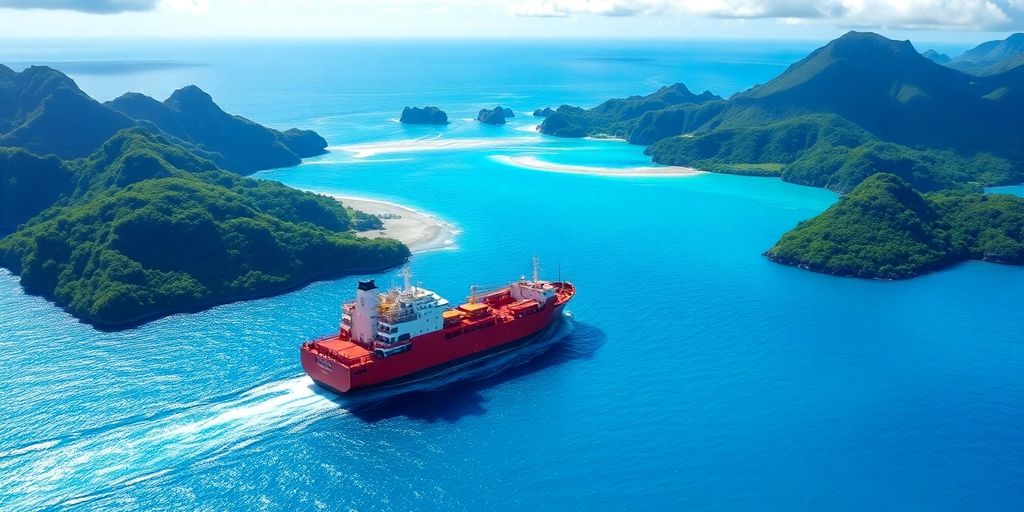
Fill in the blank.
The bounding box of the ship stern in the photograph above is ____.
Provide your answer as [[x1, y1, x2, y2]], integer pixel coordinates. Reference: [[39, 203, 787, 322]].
[[300, 344, 352, 393]]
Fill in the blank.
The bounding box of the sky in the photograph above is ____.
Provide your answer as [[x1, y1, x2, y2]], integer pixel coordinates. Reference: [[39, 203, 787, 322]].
[[0, 0, 1019, 43]]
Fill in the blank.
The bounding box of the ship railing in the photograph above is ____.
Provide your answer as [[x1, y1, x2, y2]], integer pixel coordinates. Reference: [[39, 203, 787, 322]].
[[380, 312, 417, 324]]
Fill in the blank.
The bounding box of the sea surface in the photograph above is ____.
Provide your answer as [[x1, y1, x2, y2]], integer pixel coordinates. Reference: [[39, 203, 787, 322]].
[[1, 39, 1022, 511]]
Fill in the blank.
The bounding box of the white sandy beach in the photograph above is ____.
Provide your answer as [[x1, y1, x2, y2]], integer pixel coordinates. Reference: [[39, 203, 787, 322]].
[[333, 136, 539, 158], [329, 194, 458, 253], [492, 155, 702, 177]]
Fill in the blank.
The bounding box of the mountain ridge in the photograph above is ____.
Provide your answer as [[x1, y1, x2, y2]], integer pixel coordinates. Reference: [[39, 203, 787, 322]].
[[0, 65, 327, 174], [948, 33, 1024, 75]]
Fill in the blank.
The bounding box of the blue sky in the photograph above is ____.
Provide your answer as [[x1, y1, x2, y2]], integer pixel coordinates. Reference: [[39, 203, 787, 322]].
[[0, 0, 1019, 43]]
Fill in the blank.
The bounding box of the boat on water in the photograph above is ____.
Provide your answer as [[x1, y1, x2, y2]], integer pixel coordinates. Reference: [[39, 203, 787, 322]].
[[300, 259, 576, 394]]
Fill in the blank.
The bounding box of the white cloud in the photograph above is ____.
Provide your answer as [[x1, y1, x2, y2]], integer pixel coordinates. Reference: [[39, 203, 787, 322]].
[[509, 0, 1022, 30], [509, 0, 667, 16], [0, 0, 158, 13], [158, 0, 208, 14]]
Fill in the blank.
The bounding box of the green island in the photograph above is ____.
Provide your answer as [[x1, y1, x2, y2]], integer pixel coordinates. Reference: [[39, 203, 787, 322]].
[[765, 174, 1024, 278], [539, 31, 1024, 279], [0, 66, 409, 328]]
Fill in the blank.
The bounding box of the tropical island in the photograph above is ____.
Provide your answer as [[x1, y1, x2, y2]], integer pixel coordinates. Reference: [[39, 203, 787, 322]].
[[538, 31, 1024, 279], [477, 106, 513, 125], [766, 174, 1024, 278], [0, 65, 410, 328], [400, 106, 448, 124]]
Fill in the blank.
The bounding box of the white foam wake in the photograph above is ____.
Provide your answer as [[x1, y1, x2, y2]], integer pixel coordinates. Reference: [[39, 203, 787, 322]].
[[0, 377, 340, 511], [332, 136, 541, 158], [492, 154, 702, 177]]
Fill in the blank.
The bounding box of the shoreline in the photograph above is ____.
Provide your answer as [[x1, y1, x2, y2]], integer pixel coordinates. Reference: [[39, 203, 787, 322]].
[[329, 194, 458, 253], [492, 155, 703, 177]]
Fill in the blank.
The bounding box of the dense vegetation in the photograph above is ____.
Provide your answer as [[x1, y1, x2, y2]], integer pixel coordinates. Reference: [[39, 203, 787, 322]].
[[0, 65, 134, 158], [106, 85, 326, 174], [539, 32, 1024, 279], [646, 114, 1021, 193], [0, 171, 406, 326], [539, 83, 720, 140], [544, 32, 1024, 192], [0, 148, 74, 230], [0, 68, 407, 327], [765, 174, 1024, 278]]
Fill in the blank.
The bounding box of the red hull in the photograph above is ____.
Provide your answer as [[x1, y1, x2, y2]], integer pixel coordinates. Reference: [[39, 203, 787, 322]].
[[301, 282, 574, 393]]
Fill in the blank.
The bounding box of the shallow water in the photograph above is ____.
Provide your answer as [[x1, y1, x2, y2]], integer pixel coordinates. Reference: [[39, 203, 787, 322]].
[[1, 39, 1022, 511]]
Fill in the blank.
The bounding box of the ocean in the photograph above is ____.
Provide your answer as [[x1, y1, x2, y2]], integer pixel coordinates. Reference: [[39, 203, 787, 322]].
[[1, 39, 1022, 511]]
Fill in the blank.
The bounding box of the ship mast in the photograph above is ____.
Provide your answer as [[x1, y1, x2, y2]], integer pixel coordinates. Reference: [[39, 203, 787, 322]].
[[532, 256, 540, 285], [401, 265, 412, 292]]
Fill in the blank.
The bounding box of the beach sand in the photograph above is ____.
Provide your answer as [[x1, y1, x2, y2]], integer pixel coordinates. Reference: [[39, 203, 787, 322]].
[[493, 155, 702, 177], [330, 195, 458, 253], [334, 136, 539, 158]]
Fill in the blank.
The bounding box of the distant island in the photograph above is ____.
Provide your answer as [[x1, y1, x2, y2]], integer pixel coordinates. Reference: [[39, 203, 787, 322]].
[[944, 33, 1024, 76], [533, 107, 555, 117], [922, 49, 951, 64], [400, 106, 448, 125], [539, 83, 720, 140], [538, 31, 1024, 279], [477, 106, 513, 125], [0, 65, 409, 328]]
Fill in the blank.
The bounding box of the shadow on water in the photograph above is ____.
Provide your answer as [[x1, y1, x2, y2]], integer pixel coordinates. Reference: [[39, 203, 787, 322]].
[[342, 320, 606, 424]]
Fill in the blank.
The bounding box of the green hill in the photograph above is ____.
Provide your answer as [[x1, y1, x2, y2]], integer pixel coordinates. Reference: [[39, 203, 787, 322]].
[[0, 65, 134, 158], [646, 114, 1019, 193], [0, 68, 406, 328], [538, 83, 721, 140], [107, 86, 326, 174], [0, 148, 74, 231], [0, 129, 406, 327], [542, 32, 1024, 193], [765, 174, 1024, 278], [715, 32, 1023, 158], [0, 65, 326, 174]]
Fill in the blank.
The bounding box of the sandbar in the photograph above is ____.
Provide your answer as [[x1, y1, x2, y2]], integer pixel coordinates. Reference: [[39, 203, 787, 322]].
[[329, 195, 458, 253], [492, 155, 702, 177]]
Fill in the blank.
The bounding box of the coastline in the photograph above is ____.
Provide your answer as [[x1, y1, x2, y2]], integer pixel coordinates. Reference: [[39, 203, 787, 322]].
[[330, 194, 458, 253], [492, 155, 703, 177]]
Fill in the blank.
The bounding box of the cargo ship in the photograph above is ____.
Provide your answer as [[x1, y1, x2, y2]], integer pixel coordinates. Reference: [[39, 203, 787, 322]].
[[300, 259, 575, 394]]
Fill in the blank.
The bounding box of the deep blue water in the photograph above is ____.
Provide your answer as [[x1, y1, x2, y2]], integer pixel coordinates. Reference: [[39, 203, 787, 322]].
[[1, 40, 1022, 511]]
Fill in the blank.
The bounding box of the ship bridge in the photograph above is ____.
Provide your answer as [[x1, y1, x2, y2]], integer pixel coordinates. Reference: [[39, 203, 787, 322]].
[[375, 285, 447, 345]]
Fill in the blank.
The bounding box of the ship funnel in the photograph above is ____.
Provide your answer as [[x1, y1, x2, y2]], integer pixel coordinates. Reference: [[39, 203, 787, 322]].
[[352, 279, 381, 344]]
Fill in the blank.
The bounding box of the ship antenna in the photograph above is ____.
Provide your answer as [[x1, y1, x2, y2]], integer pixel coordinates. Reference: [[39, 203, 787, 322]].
[[401, 265, 412, 292], [557, 261, 561, 284], [532, 255, 540, 285]]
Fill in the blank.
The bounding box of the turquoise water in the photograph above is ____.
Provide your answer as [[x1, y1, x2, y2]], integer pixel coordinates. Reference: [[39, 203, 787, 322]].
[[1, 40, 1023, 511]]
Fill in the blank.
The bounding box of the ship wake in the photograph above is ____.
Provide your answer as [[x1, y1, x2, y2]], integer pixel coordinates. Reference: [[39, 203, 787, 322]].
[[0, 376, 342, 511], [0, 316, 579, 511]]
